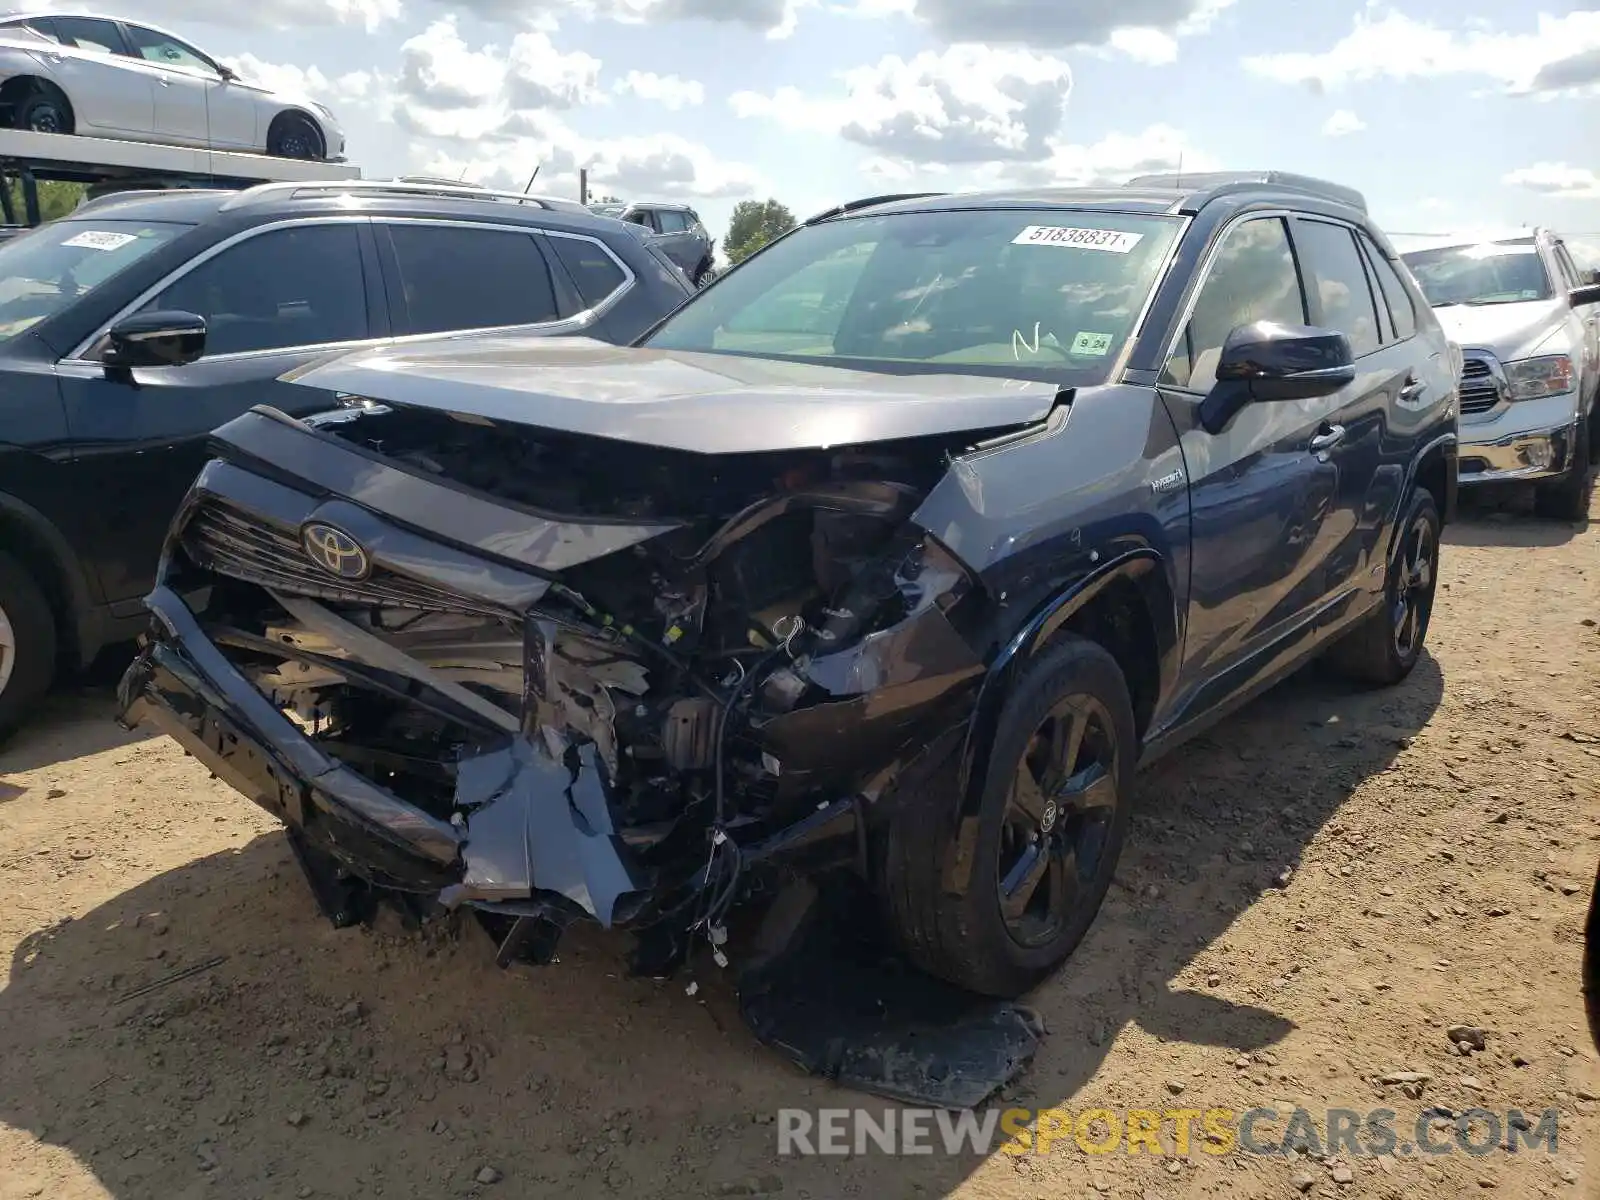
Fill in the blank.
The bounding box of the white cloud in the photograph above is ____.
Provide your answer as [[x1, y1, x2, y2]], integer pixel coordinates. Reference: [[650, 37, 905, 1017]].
[[1244, 9, 1600, 97], [1503, 163, 1600, 200], [1105, 28, 1178, 66], [391, 17, 605, 139], [835, 0, 1234, 56], [420, 118, 767, 200], [989, 122, 1216, 189], [1321, 109, 1366, 137], [372, 20, 759, 201], [614, 71, 706, 108], [437, 0, 808, 37], [731, 46, 1073, 165], [223, 54, 376, 106]]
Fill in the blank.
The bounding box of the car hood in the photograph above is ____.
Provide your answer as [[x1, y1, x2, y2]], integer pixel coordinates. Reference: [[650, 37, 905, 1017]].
[[282, 334, 1061, 455], [1432, 298, 1570, 362]]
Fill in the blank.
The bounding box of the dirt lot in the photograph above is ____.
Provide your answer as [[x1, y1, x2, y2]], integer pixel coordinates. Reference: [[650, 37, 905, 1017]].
[[2, 494, 1597, 1200]]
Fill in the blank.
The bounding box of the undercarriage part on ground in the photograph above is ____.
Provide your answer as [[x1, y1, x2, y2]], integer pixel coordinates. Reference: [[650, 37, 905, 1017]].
[[736, 878, 1042, 1108]]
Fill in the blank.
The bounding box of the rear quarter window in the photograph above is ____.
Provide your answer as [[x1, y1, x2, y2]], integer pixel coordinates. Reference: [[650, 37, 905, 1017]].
[[548, 235, 627, 309]]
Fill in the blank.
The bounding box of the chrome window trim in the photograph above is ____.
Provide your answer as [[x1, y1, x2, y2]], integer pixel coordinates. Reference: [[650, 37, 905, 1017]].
[[66, 215, 637, 366], [1153, 207, 1299, 396]]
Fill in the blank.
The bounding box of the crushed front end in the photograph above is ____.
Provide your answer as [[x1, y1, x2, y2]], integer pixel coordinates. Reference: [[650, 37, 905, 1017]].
[[119, 399, 1003, 973]]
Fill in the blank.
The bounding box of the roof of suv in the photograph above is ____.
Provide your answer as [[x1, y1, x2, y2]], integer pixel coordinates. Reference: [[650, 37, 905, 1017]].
[[61, 182, 631, 239], [820, 172, 1370, 223]]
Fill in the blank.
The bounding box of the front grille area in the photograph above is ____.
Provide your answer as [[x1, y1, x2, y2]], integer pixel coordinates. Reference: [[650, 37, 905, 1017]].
[[183, 502, 507, 618], [1459, 357, 1502, 416]]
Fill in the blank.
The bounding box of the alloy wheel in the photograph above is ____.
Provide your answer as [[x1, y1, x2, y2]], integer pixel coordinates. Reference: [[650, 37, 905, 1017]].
[[996, 693, 1122, 949], [0, 600, 15, 697], [28, 105, 62, 134], [1392, 511, 1436, 657]]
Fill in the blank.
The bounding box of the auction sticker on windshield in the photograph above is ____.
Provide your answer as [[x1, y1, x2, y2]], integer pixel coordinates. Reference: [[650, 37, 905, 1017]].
[[1071, 331, 1115, 356], [1012, 226, 1144, 253], [61, 230, 139, 251]]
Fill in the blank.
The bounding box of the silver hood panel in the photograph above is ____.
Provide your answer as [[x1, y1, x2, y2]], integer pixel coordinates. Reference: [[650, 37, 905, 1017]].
[[282, 334, 1061, 454], [1434, 299, 1569, 363]]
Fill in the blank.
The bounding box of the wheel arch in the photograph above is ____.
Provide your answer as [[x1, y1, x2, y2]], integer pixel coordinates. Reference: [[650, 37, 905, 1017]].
[[0, 74, 72, 125], [267, 108, 326, 158], [0, 491, 99, 670], [955, 548, 1179, 820]]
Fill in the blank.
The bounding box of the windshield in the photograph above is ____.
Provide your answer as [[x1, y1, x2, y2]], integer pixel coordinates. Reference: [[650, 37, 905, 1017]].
[[0, 218, 187, 344], [1400, 238, 1553, 307], [590, 203, 626, 218], [643, 208, 1184, 383]]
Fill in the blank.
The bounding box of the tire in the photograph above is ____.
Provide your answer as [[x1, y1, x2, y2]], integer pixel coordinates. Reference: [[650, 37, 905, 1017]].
[[267, 113, 323, 161], [1323, 488, 1441, 687], [692, 258, 714, 288], [1533, 416, 1592, 521], [0, 550, 57, 737], [882, 634, 1136, 998], [16, 87, 73, 136]]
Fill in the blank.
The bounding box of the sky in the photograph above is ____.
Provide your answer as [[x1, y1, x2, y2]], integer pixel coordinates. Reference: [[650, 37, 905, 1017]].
[[34, 0, 1600, 261]]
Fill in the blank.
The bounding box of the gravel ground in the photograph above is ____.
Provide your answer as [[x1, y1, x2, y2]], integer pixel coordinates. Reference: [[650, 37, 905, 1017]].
[[1, 493, 1596, 1200]]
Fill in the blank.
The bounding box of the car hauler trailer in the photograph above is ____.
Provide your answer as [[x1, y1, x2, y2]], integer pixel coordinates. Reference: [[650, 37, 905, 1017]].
[[0, 126, 360, 225]]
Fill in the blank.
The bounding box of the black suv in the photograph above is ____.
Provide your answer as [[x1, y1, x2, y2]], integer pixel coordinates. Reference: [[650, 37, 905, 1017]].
[[0, 179, 693, 730], [121, 172, 1457, 1007]]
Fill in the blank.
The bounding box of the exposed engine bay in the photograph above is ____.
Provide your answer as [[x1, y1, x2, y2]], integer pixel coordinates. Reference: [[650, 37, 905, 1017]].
[[120, 395, 1051, 1107]]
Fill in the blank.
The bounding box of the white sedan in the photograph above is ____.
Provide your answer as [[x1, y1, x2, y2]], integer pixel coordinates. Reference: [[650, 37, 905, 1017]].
[[0, 11, 345, 161]]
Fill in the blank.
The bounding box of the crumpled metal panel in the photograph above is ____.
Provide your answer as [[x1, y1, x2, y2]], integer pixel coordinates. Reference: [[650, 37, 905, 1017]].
[[443, 739, 645, 926]]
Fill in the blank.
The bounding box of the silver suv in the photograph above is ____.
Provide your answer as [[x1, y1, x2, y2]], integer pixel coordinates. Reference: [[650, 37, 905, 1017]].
[[1402, 229, 1600, 519]]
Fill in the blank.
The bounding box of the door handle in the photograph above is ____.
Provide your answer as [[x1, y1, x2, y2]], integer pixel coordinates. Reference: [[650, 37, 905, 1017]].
[[157, 77, 171, 86], [1309, 424, 1345, 455]]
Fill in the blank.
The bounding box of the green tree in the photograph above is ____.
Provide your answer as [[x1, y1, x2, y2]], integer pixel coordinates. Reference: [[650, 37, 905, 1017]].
[[2, 179, 83, 224], [724, 198, 796, 265]]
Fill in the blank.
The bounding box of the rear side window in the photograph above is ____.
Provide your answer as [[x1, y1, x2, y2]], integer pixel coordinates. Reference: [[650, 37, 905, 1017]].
[[139, 224, 368, 356], [657, 211, 691, 233], [51, 15, 127, 54], [1294, 220, 1381, 357], [386, 223, 561, 335], [1162, 216, 1306, 392], [1358, 234, 1417, 342], [548, 235, 627, 309]]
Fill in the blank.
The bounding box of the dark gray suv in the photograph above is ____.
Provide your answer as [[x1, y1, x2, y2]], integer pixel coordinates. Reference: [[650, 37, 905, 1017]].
[[592, 200, 715, 285], [121, 171, 1457, 1006]]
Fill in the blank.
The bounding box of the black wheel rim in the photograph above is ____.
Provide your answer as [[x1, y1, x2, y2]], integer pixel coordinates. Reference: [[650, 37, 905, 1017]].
[[29, 105, 62, 133], [280, 131, 309, 158], [996, 694, 1121, 949], [1391, 511, 1435, 657]]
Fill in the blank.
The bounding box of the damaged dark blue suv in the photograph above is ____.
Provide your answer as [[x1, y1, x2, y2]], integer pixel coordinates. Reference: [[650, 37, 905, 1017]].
[[119, 172, 1457, 1058]]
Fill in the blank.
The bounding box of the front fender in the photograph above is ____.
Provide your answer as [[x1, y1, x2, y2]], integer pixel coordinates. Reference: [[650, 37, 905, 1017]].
[[955, 547, 1178, 818]]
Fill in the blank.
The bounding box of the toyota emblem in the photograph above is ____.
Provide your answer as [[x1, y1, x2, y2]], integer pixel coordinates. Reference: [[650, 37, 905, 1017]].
[[300, 522, 371, 580]]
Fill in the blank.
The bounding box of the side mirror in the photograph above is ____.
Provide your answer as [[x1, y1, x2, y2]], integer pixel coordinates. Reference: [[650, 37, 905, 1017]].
[[1569, 283, 1600, 308], [1200, 321, 1355, 433], [217, 64, 239, 82], [102, 310, 206, 379]]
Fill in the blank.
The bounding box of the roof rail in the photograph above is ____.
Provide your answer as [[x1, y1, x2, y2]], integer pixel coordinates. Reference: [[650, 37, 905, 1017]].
[[1126, 170, 1368, 214], [72, 187, 230, 215], [217, 179, 589, 213], [804, 192, 947, 224]]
